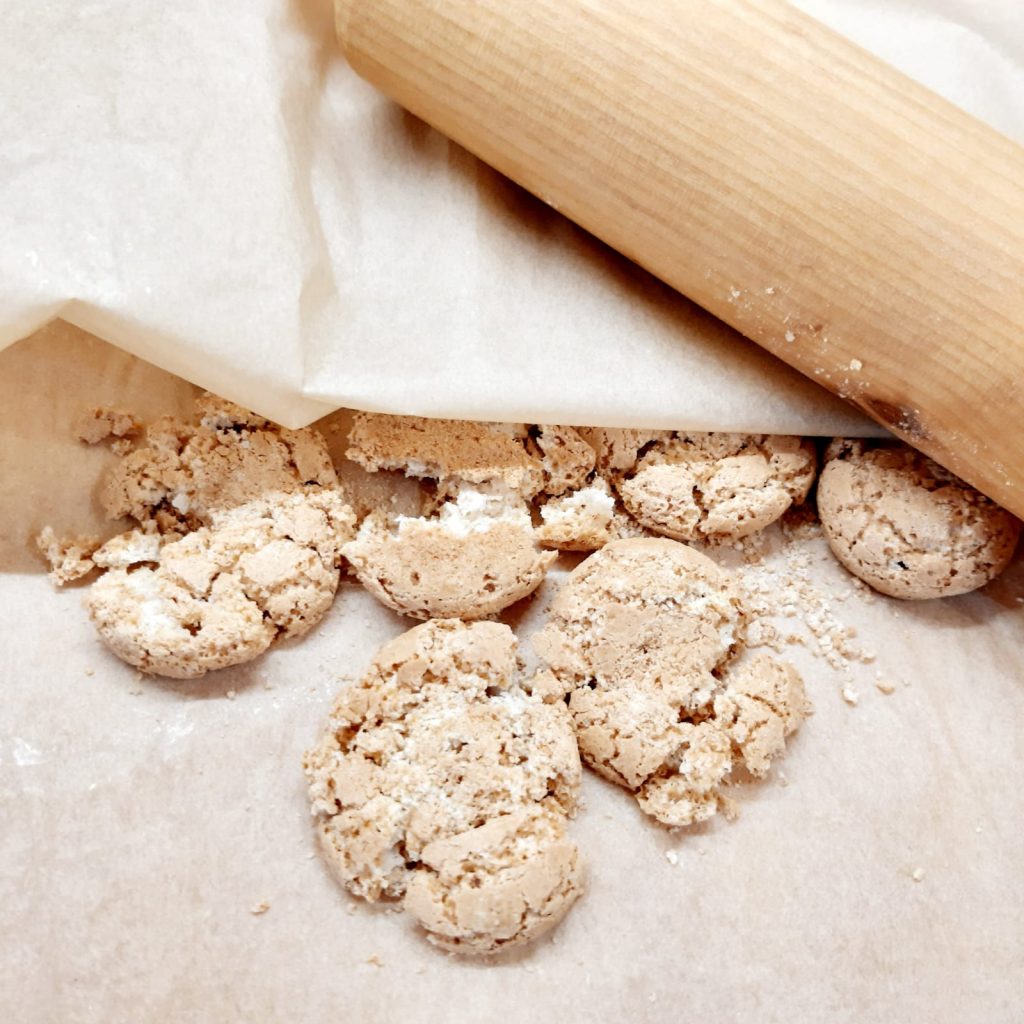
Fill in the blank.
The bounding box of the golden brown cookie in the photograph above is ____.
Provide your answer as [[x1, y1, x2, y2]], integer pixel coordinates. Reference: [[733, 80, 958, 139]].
[[100, 395, 338, 531], [304, 619, 583, 954], [616, 433, 816, 541], [86, 489, 355, 678], [532, 539, 808, 826], [343, 488, 556, 619], [817, 439, 1020, 599]]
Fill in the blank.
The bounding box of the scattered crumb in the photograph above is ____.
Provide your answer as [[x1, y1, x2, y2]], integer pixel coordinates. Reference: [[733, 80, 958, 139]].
[[35, 527, 100, 586], [784, 330, 796, 343], [346, 902, 358, 915], [765, 287, 776, 295], [74, 407, 141, 445], [911, 867, 925, 883], [225, 689, 237, 701], [250, 901, 271, 916], [665, 850, 679, 866], [848, 358, 863, 371], [875, 680, 897, 695], [777, 771, 789, 787], [84, 668, 95, 678], [365, 954, 384, 968], [741, 525, 875, 671], [841, 685, 860, 707], [110, 438, 134, 457]]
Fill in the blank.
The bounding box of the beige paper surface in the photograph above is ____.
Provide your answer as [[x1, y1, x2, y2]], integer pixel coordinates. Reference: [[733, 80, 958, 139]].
[[3, 329, 1023, 1023], [4, 1, 1021, 433]]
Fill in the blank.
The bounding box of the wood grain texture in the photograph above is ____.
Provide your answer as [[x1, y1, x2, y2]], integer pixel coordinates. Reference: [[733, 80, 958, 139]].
[[335, 0, 1024, 518]]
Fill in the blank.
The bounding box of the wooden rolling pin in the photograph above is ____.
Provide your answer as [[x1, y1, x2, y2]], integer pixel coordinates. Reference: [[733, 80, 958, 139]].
[[335, 0, 1024, 518]]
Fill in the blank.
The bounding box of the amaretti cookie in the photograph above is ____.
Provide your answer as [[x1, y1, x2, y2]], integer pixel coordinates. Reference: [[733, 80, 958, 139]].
[[304, 619, 583, 954], [532, 539, 809, 826], [342, 487, 556, 619], [817, 439, 1020, 599], [86, 490, 355, 678], [346, 413, 594, 500], [616, 433, 816, 541]]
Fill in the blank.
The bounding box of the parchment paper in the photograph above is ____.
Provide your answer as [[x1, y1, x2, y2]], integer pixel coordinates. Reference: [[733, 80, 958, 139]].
[[2, 323, 1023, 1024], [2, 1, 1021, 432]]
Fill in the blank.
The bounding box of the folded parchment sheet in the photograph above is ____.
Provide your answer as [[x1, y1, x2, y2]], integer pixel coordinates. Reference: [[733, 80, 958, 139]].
[[2, 0, 1021, 431], [3, 2, 1023, 1022]]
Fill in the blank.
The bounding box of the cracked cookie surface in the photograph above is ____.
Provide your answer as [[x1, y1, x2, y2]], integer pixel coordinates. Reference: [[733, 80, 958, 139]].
[[817, 439, 1020, 599], [532, 539, 808, 826], [87, 489, 355, 678], [616, 433, 816, 541], [303, 619, 583, 954], [100, 395, 338, 532]]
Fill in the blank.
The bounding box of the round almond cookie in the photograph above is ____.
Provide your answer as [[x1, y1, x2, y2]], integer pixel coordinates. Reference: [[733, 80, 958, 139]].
[[303, 619, 583, 954], [342, 488, 556, 620], [531, 538, 809, 827], [616, 432, 816, 541], [817, 439, 1021, 599], [86, 489, 356, 678]]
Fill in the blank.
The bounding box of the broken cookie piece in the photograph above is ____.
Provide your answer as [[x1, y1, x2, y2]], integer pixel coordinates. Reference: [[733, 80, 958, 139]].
[[817, 439, 1021, 599], [347, 413, 543, 498], [616, 433, 816, 541], [35, 527, 100, 586], [303, 619, 583, 954], [536, 479, 618, 551], [74, 407, 141, 446], [99, 394, 338, 531], [532, 538, 808, 827], [576, 427, 669, 476], [526, 424, 596, 497], [86, 489, 355, 678], [343, 487, 556, 619]]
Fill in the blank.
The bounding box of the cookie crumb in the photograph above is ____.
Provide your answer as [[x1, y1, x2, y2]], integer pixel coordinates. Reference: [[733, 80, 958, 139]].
[[365, 954, 384, 968], [911, 867, 925, 883], [664, 850, 679, 866], [84, 668, 95, 678], [250, 901, 271, 915], [848, 358, 863, 371], [784, 330, 796, 343], [841, 685, 860, 706], [226, 689, 237, 701], [36, 527, 100, 586], [875, 680, 896, 695], [75, 407, 141, 445]]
